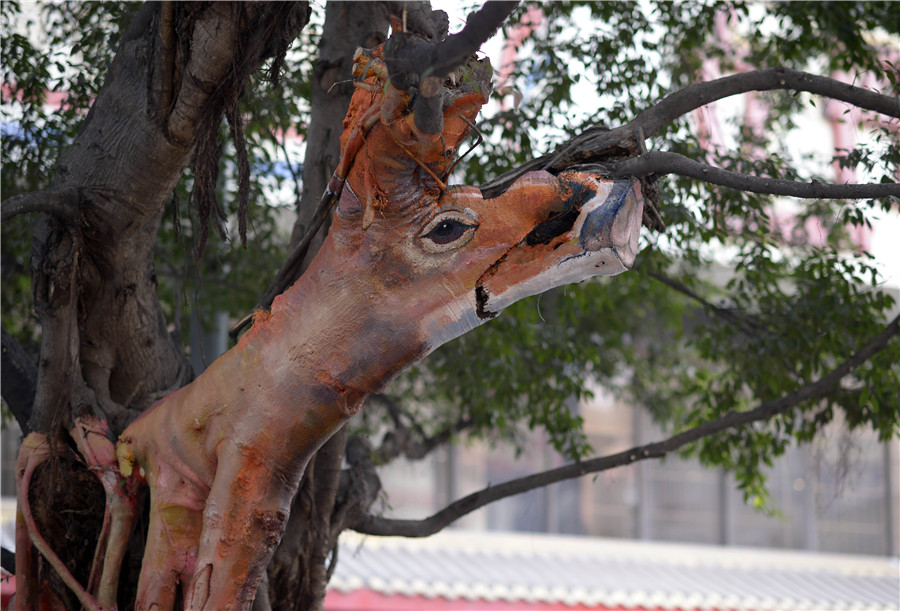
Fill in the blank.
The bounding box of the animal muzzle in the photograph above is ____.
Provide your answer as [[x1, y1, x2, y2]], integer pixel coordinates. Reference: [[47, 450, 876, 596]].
[[578, 178, 643, 271], [476, 176, 644, 319]]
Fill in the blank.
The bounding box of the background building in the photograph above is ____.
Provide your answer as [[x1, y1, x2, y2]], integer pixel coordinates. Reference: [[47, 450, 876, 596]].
[[374, 387, 899, 557]]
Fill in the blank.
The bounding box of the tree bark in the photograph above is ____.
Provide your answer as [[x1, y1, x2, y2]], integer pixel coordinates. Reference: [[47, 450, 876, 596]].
[[290, 2, 392, 276], [18, 3, 311, 607]]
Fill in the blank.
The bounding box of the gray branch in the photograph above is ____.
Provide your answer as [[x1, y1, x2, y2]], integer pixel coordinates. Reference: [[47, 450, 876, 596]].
[[352, 313, 900, 537], [1, 188, 81, 223], [631, 67, 900, 138], [482, 67, 900, 199], [603, 151, 900, 199]]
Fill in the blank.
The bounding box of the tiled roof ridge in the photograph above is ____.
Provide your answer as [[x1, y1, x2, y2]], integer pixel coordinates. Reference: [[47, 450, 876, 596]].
[[340, 529, 899, 576]]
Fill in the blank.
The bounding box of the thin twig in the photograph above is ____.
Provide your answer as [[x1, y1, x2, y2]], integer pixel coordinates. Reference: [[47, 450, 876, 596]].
[[443, 115, 485, 181], [645, 269, 760, 336]]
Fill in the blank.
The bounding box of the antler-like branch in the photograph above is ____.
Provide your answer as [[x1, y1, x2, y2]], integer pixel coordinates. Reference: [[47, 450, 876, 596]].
[[482, 67, 900, 199], [384, 0, 518, 134], [351, 313, 900, 537], [602, 151, 900, 199], [385, 1, 518, 86]]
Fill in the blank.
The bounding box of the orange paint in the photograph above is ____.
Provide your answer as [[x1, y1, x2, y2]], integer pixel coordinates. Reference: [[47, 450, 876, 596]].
[[110, 40, 644, 611]]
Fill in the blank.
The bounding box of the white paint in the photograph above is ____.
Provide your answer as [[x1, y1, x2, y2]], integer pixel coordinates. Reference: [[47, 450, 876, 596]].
[[420, 294, 483, 355]]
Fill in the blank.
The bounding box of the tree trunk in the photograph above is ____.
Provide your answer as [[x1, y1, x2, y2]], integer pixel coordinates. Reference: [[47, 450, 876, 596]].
[[20, 3, 311, 607]]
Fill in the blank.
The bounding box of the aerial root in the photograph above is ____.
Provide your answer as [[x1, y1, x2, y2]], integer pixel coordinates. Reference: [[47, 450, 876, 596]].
[[71, 415, 139, 609], [16, 432, 103, 611]]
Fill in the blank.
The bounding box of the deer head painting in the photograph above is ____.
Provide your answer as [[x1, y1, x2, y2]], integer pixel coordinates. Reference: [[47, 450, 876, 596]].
[[113, 41, 643, 611], [12, 4, 642, 610]]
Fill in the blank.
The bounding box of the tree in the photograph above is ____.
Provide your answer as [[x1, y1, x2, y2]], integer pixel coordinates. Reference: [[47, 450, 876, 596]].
[[2, 1, 898, 609]]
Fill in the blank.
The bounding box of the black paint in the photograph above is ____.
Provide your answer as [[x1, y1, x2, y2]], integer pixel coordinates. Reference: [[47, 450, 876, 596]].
[[475, 285, 497, 320], [524, 180, 595, 246]]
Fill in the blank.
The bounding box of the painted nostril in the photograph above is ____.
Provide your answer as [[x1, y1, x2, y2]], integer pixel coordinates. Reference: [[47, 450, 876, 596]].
[[611, 190, 635, 244], [610, 187, 643, 268], [580, 180, 631, 251]]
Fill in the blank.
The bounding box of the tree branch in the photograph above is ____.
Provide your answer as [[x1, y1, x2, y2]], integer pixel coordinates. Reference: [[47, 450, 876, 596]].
[[384, 0, 518, 134], [384, 1, 518, 89], [365, 395, 471, 462], [151, 0, 175, 127], [29, 224, 84, 434], [352, 313, 900, 537], [1, 329, 37, 435], [1, 188, 81, 223], [644, 268, 811, 388], [376, 418, 473, 462], [644, 269, 761, 336], [482, 67, 900, 199], [603, 151, 900, 199], [166, 3, 248, 145], [630, 67, 900, 139]]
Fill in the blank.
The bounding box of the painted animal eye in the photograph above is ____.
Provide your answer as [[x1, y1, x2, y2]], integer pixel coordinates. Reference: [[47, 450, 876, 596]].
[[427, 220, 470, 244], [419, 212, 478, 253]]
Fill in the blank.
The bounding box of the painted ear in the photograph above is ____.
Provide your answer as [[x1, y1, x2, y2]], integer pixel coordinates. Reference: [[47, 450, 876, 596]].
[[335, 182, 378, 231], [336, 183, 362, 217]]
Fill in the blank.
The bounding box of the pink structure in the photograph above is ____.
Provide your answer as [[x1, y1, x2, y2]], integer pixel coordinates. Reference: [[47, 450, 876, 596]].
[[691, 9, 898, 252]]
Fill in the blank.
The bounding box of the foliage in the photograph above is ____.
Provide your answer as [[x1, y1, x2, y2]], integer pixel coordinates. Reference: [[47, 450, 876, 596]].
[[390, 0, 900, 506]]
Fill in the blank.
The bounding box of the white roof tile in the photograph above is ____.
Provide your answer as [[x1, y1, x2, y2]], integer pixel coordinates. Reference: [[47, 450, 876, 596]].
[[330, 530, 900, 610]]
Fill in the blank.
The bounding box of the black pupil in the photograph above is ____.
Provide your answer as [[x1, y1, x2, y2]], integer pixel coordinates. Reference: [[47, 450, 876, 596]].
[[428, 220, 468, 245]]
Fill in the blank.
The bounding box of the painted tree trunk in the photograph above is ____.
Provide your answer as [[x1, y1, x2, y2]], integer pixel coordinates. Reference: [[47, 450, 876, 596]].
[[110, 41, 643, 610], [14, 4, 644, 610], [268, 4, 391, 609]]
